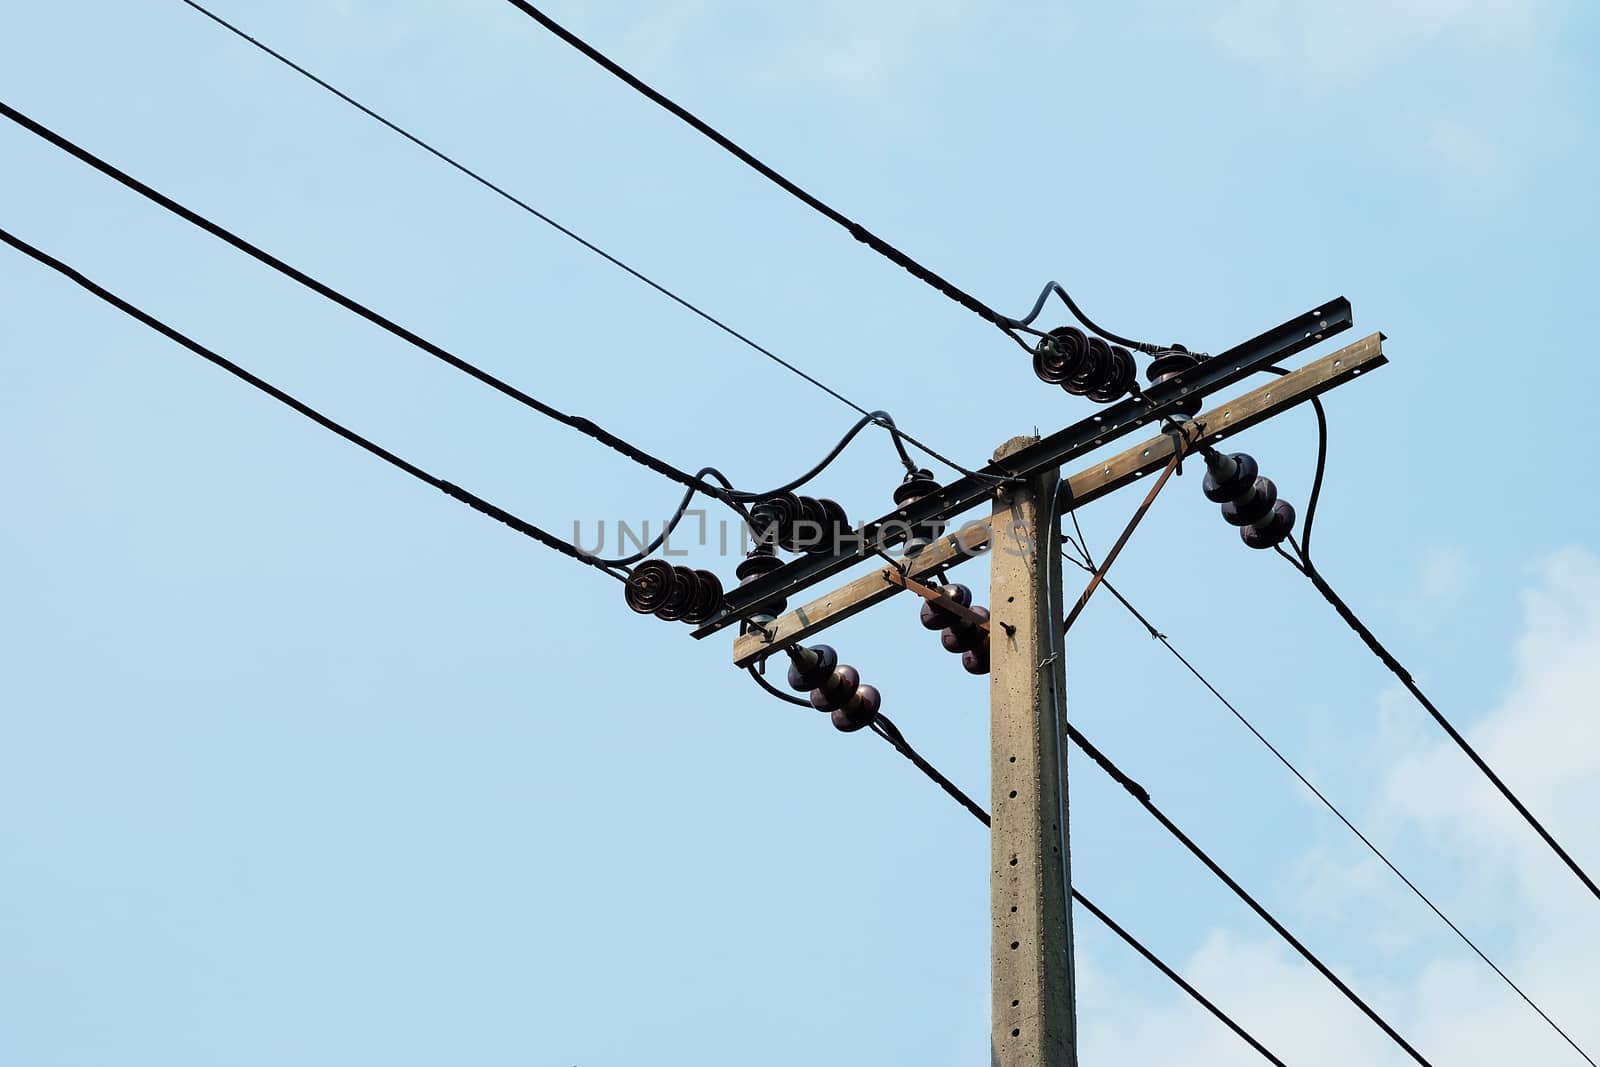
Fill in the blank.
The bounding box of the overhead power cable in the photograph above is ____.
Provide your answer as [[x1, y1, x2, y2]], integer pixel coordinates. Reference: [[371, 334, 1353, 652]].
[[1065, 722, 1435, 1066], [743, 669, 1288, 1065], [496, 0, 1032, 345], [1009, 280, 1168, 355], [1267, 385, 1600, 906], [0, 100, 724, 500], [173, 2, 980, 483], [1281, 534, 1600, 906], [0, 224, 618, 578], [1062, 544, 1596, 1066], [860, 706, 1287, 1066]]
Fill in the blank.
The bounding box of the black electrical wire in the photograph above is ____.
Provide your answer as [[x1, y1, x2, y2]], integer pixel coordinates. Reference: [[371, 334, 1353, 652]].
[[725, 410, 920, 501], [1059, 544, 1596, 1066], [590, 467, 745, 568], [497, 0, 1034, 349], [1009, 280, 1168, 355], [0, 224, 621, 579], [859, 704, 1288, 1065], [747, 664, 812, 708], [870, 714, 992, 829], [600, 407, 924, 567], [1068, 890, 1287, 1067], [743, 666, 1287, 1065], [0, 99, 728, 499], [175, 1, 972, 482], [1065, 722, 1435, 1066], [1261, 365, 1326, 561], [1268, 387, 1600, 906], [1283, 533, 1600, 906]]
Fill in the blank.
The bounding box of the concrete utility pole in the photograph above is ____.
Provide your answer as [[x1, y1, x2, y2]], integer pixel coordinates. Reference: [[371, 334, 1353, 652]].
[[706, 327, 1387, 1063], [988, 436, 1075, 1067]]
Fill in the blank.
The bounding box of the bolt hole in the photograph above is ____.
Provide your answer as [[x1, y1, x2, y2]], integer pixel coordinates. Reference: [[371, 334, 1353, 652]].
[[1011, 999, 1020, 1008], [1009, 756, 1016, 763], [1009, 856, 1018, 867], [1011, 1028, 1021, 1038], [1011, 941, 1020, 950], [1010, 905, 1018, 913], [1009, 790, 1017, 798]]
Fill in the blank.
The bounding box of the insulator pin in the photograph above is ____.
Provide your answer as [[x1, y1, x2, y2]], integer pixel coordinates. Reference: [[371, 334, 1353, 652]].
[[1146, 346, 1203, 417], [892, 468, 946, 555], [735, 544, 787, 623]]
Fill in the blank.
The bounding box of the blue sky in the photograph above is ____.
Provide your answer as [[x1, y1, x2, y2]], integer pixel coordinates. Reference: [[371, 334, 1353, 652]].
[[2, 2, 1598, 1064]]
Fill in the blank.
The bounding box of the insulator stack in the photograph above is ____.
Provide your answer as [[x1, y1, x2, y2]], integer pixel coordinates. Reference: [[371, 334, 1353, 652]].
[[1032, 326, 1137, 403], [1145, 345, 1204, 418], [623, 559, 726, 623], [892, 468, 946, 555], [785, 643, 881, 733], [918, 583, 992, 675], [1202, 451, 1297, 550], [735, 544, 787, 625], [748, 492, 848, 554]]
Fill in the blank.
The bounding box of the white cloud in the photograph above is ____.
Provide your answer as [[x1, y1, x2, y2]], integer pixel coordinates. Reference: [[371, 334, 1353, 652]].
[[1076, 546, 1600, 1064], [1210, 0, 1542, 87]]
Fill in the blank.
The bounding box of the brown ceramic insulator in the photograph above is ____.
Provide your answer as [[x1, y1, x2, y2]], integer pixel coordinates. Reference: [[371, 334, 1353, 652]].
[[1242, 499, 1297, 550], [831, 684, 881, 733], [749, 491, 801, 548], [623, 558, 677, 615], [940, 605, 991, 653], [652, 565, 698, 621], [809, 664, 861, 713], [680, 568, 725, 625], [919, 583, 973, 630], [1033, 326, 1088, 386], [1145, 346, 1203, 417], [1221, 476, 1278, 527], [786, 643, 838, 692], [1203, 452, 1259, 503], [1086, 345, 1137, 403]]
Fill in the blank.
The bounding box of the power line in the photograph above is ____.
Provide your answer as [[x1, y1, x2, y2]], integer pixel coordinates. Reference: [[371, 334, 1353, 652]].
[[743, 668, 1290, 1067], [1281, 535, 1600, 906], [0, 99, 723, 501], [1066, 722, 1435, 1066], [0, 223, 618, 579], [497, 0, 1030, 344], [862, 708, 1288, 1065], [1064, 547, 1596, 1066], [173, 2, 982, 484], [1267, 389, 1600, 907]]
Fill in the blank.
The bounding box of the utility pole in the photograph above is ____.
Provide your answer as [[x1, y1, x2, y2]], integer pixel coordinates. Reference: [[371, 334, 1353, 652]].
[[687, 320, 1386, 1062], [989, 436, 1076, 1066]]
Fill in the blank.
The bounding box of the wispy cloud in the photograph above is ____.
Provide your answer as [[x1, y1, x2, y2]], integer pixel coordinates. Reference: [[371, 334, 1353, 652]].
[[1210, 0, 1542, 88], [1077, 545, 1600, 1064]]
